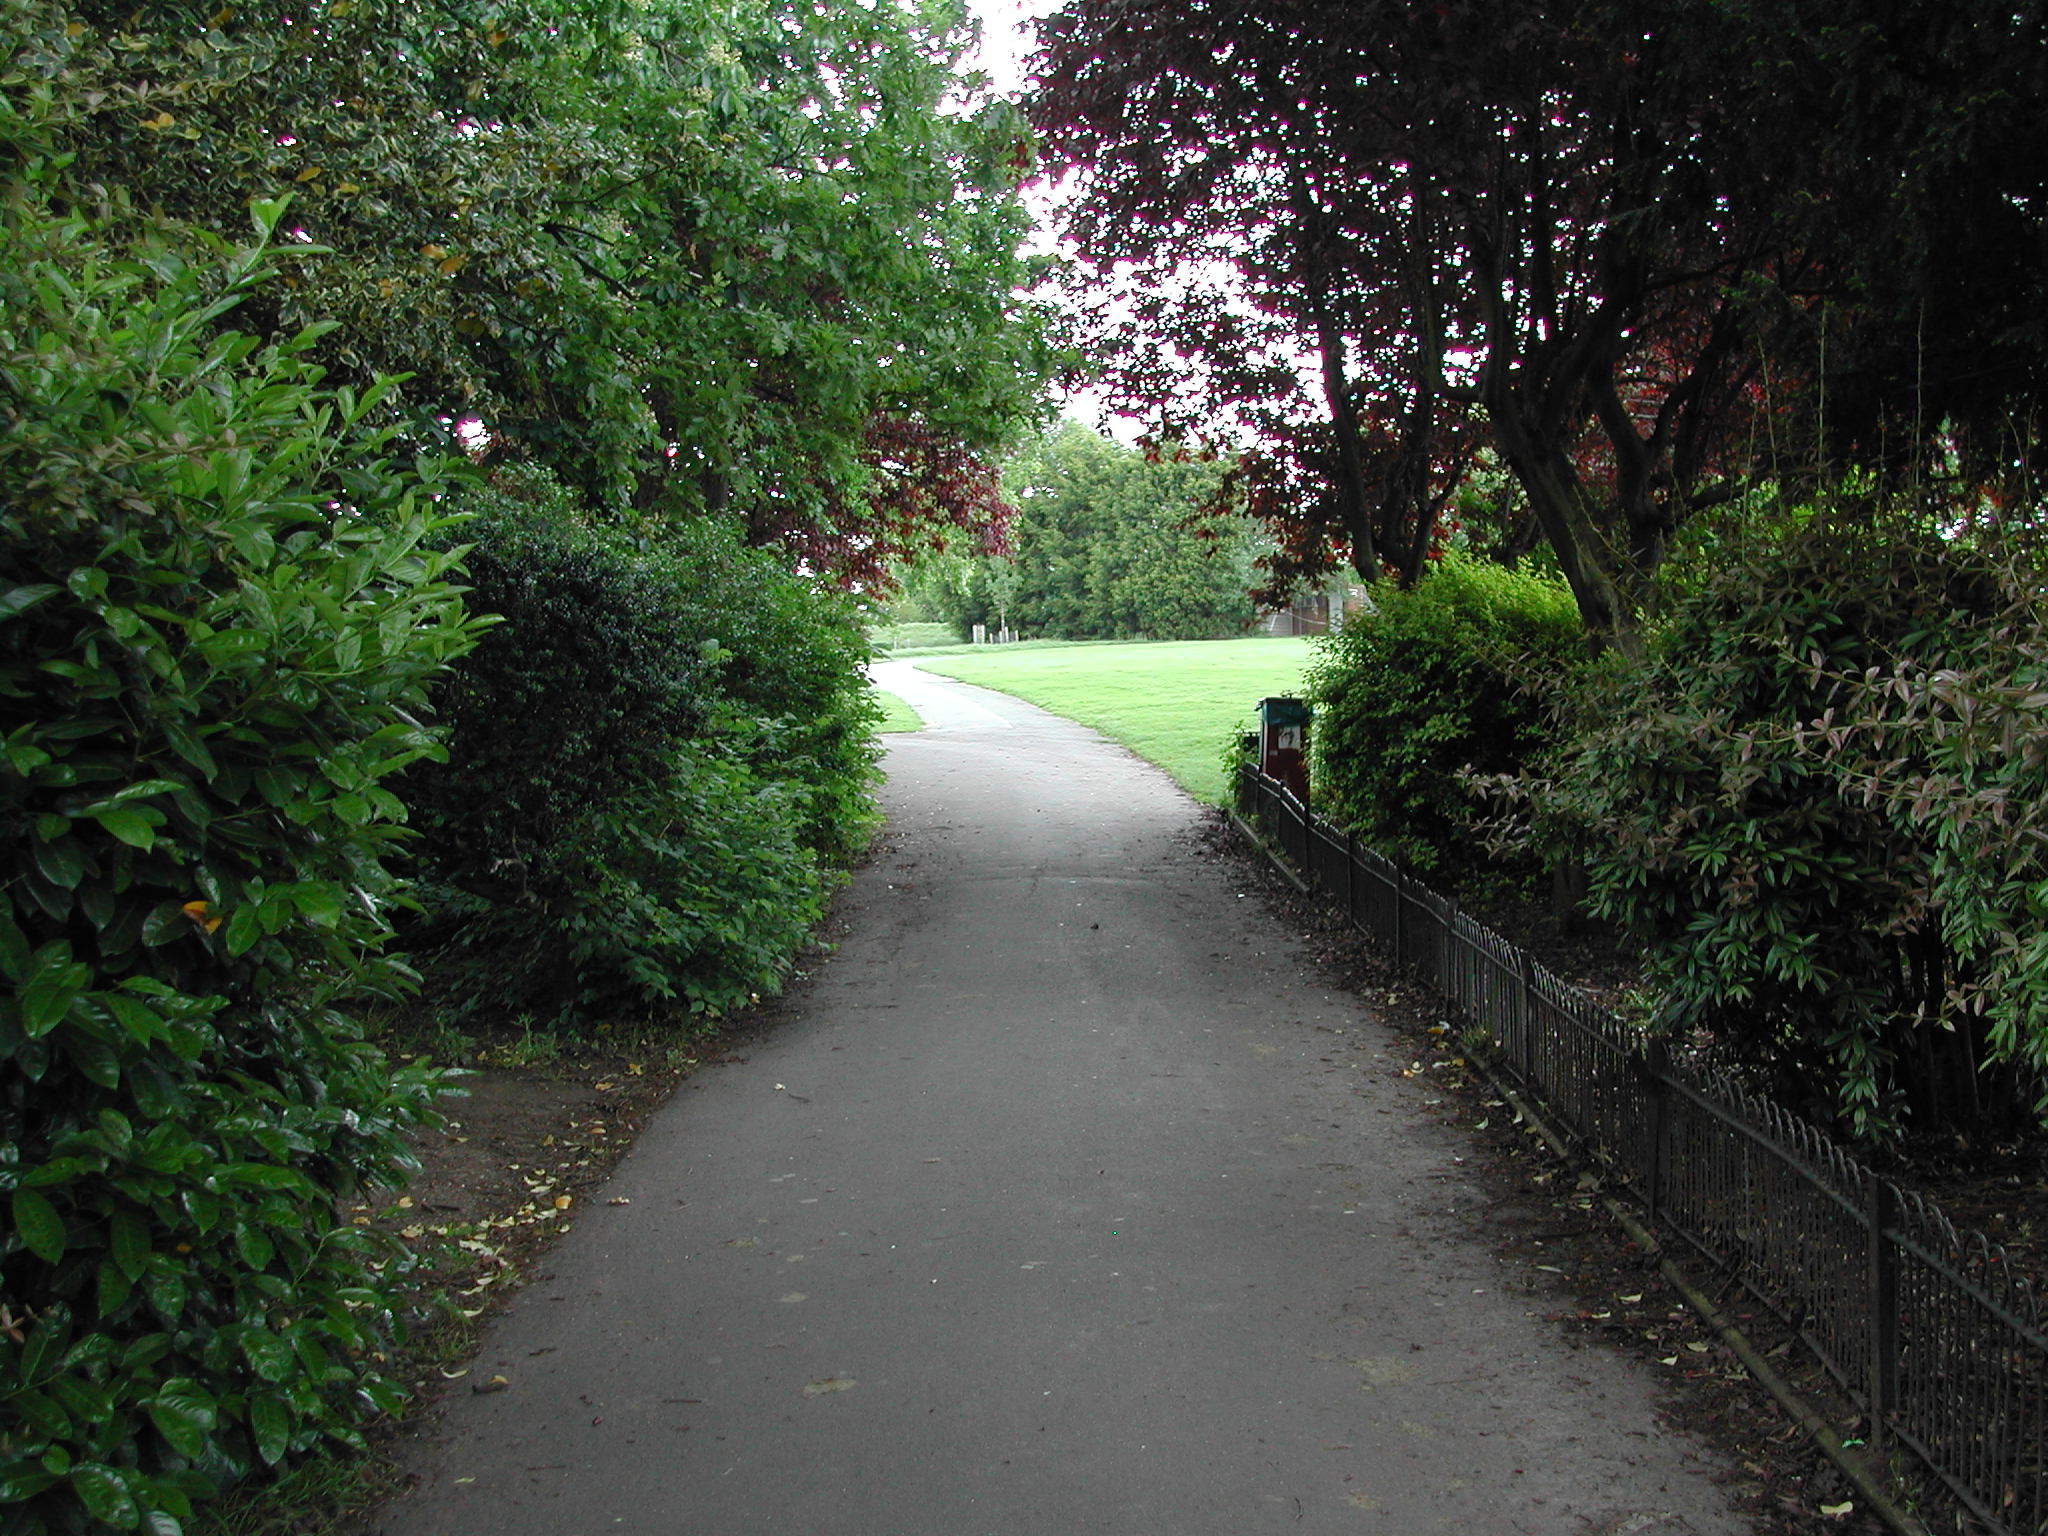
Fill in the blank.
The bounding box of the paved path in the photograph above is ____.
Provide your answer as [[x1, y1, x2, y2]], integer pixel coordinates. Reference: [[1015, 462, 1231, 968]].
[[375, 663, 1748, 1536]]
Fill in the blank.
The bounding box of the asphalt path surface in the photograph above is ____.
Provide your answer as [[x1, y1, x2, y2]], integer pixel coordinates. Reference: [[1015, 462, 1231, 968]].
[[375, 661, 1748, 1536]]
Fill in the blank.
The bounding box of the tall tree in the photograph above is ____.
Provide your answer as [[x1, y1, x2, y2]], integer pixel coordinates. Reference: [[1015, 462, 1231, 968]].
[[10, 0, 1055, 582], [1030, 0, 2047, 648]]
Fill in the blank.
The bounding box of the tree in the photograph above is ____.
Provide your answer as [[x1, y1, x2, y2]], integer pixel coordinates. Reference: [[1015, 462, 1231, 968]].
[[13, 0, 1056, 582], [935, 422, 1260, 640], [1029, 0, 2048, 648]]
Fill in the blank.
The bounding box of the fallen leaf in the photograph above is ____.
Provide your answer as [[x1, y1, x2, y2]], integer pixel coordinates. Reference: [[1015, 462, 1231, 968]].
[[607, 1197, 631, 1206], [1819, 1501, 1854, 1518], [472, 1375, 510, 1395], [553, 1195, 573, 1211], [802, 1376, 855, 1398]]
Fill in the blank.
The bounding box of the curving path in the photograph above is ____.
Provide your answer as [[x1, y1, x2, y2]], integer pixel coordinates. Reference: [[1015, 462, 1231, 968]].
[[372, 662, 1748, 1536]]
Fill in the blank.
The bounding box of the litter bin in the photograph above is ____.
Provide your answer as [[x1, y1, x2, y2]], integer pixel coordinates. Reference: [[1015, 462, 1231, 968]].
[[1257, 696, 1311, 802]]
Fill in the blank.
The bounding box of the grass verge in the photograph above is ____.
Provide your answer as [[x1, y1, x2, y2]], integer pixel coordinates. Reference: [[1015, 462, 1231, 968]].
[[869, 685, 923, 734]]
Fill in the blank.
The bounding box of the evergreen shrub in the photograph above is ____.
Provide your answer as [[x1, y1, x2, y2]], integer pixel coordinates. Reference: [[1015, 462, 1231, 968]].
[[0, 192, 477, 1534], [1546, 510, 2031, 1138], [402, 477, 880, 1024], [1303, 554, 1580, 886]]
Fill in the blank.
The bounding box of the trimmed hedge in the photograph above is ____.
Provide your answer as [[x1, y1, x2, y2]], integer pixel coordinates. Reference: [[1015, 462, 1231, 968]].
[[1304, 554, 1581, 887]]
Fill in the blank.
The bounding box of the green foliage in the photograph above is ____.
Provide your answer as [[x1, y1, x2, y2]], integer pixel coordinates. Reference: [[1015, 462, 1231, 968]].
[[1543, 507, 2041, 1139], [0, 189, 478, 1533], [1304, 554, 1581, 884], [400, 477, 879, 1024], [9, 0, 1054, 573], [929, 423, 1258, 641]]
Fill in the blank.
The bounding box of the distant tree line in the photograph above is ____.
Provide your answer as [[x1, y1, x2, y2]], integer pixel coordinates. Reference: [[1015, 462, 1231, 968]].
[[896, 422, 1263, 641]]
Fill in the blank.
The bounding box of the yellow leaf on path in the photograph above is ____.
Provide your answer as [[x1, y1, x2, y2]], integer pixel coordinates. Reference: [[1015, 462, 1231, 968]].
[[553, 1195, 572, 1211], [1819, 1502, 1854, 1518], [802, 1377, 855, 1399]]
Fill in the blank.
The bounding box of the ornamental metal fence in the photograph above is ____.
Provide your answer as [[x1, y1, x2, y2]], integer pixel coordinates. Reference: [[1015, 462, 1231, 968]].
[[1237, 763, 2048, 1536]]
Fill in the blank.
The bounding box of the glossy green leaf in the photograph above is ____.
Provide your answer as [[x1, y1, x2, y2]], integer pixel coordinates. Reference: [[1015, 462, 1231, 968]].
[[11, 1188, 66, 1264], [146, 1386, 217, 1460], [247, 1394, 290, 1465], [70, 1463, 141, 1528], [93, 806, 159, 850], [109, 1209, 153, 1282]]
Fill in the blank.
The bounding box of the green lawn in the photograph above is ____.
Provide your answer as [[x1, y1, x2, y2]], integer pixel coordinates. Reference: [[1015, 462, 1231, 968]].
[[909, 636, 1315, 802]]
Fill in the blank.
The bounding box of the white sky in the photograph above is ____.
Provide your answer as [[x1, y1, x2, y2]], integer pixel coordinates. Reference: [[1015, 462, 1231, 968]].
[[963, 0, 1043, 97], [961, 0, 1150, 443]]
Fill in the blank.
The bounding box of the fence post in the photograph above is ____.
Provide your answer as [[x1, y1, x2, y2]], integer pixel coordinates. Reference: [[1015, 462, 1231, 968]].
[[1643, 1038, 1670, 1224], [1392, 867, 1406, 971], [1867, 1179, 1899, 1452], [1514, 946, 1535, 1076], [1344, 830, 1357, 925]]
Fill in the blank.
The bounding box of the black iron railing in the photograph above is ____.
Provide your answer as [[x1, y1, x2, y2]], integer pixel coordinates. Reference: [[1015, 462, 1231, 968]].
[[1237, 763, 2048, 1536]]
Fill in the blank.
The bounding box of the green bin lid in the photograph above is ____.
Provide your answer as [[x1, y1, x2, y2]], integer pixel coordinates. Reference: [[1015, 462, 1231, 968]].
[[1257, 696, 1312, 726]]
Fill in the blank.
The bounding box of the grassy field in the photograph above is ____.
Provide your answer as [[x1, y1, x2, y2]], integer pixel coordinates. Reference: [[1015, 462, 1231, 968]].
[[905, 636, 1315, 802]]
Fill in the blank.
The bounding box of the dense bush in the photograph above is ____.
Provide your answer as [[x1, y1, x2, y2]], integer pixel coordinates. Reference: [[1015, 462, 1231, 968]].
[[0, 192, 476, 1533], [1303, 554, 1581, 885], [1544, 508, 2039, 1139], [399, 476, 880, 1024]]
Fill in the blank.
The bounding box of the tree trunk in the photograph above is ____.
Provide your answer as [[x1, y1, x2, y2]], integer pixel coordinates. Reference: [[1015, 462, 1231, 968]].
[[1293, 174, 1381, 582]]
